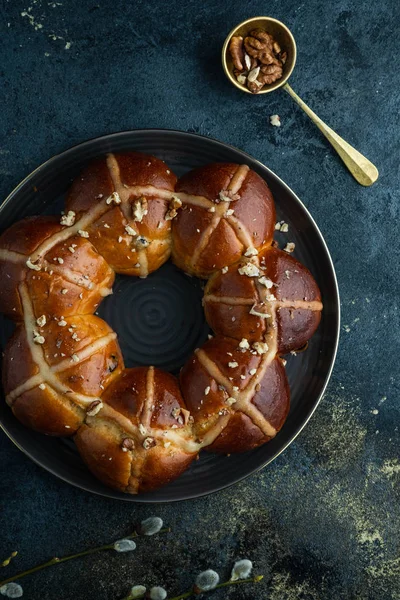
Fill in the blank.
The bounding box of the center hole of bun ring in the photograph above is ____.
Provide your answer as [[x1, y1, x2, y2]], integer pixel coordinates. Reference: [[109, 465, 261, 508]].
[[96, 260, 211, 375]]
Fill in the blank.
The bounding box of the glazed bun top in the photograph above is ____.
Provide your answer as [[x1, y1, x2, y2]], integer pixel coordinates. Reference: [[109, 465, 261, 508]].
[[0, 216, 114, 321], [66, 152, 177, 214], [172, 163, 276, 278], [65, 152, 178, 276], [203, 246, 323, 354]]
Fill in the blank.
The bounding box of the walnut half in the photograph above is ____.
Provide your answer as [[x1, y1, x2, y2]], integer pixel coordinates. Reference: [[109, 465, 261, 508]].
[[229, 36, 244, 71]]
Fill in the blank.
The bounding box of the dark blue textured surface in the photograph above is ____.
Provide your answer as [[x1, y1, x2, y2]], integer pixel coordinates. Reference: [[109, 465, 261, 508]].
[[0, 1, 399, 599]]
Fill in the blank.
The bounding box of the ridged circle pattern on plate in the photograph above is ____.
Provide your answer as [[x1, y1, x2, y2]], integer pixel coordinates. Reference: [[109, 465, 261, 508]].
[[0, 130, 340, 503], [97, 265, 210, 373]]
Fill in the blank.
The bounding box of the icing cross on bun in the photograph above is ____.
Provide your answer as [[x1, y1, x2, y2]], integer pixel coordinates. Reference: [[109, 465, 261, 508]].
[[3, 310, 123, 436], [0, 216, 114, 321], [0, 151, 322, 495], [172, 163, 275, 278], [180, 336, 290, 453], [75, 367, 198, 494], [66, 152, 178, 277], [203, 247, 323, 354]]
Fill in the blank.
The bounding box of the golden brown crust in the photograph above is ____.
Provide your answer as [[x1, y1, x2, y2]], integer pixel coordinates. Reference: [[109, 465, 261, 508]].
[[204, 247, 322, 353], [0, 216, 114, 321], [0, 215, 64, 255], [2, 325, 39, 395], [172, 163, 275, 277], [12, 387, 84, 437], [66, 152, 177, 275], [74, 367, 198, 494], [207, 412, 266, 453], [75, 421, 132, 491], [179, 336, 290, 453], [3, 315, 124, 436]]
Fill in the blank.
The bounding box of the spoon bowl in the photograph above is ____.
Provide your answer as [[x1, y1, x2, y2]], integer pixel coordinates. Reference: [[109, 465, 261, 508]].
[[222, 16, 297, 94]]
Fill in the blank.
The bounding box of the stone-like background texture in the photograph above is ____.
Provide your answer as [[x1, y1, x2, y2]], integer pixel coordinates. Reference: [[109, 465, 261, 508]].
[[0, 0, 399, 598]]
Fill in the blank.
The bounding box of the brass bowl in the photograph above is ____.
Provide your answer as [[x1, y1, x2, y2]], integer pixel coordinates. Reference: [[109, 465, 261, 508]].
[[222, 16, 297, 94]]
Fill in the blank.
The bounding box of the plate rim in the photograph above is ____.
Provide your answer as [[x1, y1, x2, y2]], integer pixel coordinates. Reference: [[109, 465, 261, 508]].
[[0, 128, 340, 503]]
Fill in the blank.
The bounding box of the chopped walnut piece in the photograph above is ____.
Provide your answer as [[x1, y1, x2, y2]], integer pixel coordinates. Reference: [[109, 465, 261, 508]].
[[244, 247, 258, 257], [218, 190, 231, 203], [171, 407, 182, 420], [252, 341, 269, 355], [125, 224, 137, 236], [143, 437, 156, 450], [239, 338, 250, 350], [106, 191, 121, 205], [87, 400, 103, 416], [180, 408, 191, 425], [228, 361, 239, 368], [270, 114, 281, 127], [133, 197, 148, 222], [221, 266, 229, 274], [165, 195, 182, 221], [78, 230, 89, 238], [284, 242, 295, 253], [121, 437, 135, 452], [39, 383, 46, 390], [238, 263, 260, 277], [33, 330, 45, 344], [258, 276, 274, 288], [60, 210, 76, 226], [36, 315, 46, 327]]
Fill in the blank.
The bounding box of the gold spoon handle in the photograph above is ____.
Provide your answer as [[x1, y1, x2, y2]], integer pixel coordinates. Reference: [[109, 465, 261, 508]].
[[283, 83, 379, 187]]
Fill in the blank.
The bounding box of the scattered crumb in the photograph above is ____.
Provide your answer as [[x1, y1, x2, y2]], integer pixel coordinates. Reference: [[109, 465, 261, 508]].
[[270, 114, 281, 127], [283, 242, 295, 253]]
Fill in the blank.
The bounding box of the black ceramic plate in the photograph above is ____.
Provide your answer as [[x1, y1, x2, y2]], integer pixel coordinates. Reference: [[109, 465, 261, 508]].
[[0, 130, 340, 502]]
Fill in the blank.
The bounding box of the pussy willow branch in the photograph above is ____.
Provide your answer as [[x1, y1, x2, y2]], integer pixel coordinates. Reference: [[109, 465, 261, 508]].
[[0, 529, 170, 587], [121, 575, 264, 600]]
